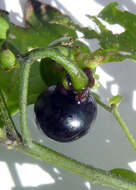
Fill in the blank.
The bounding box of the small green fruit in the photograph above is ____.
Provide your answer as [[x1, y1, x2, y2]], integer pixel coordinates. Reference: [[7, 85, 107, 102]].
[[0, 49, 16, 70]]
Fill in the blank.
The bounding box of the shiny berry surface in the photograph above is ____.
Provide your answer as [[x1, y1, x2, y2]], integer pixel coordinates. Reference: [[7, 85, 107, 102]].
[[34, 85, 97, 142]]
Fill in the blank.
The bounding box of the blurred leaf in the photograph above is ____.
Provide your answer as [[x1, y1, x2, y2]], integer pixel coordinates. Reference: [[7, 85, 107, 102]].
[[110, 168, 136, 182], [72, 40, 91, 54], [86, 2, 136, 62], [0, 61, 46, 115], [7, 0, 77, 53], [28, 61, 47, 105], [98, 2, 136, 54], [0, 12, 9, 47], [40, 58, 65, 86], [54, 2, 136, 62], [0, 0, 78, 114], [0, 16, 9, 39], [108, 95, 123, 107], [0, 128, 6, 140], [0, 0, 94, 115]]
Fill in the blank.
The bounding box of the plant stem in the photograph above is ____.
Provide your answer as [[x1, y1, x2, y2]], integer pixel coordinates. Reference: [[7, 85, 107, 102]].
[[24, 46, 88, 91], [48, 37, 74, 47], [15, 141, 136, 190], [0, 90, 21, 143], [92, 92, 112, 112], [19, 62, 33, 145], [94, 94, 136, 151], [112, 108, 136, 151]]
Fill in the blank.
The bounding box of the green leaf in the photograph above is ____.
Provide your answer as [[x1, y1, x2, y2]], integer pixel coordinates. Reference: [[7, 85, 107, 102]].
[[0, 0, 79, 113], [0, 0, 94, 115], [0, 15, 9, 47], [7, 0, 77, 53], [28, 61, 47, 105], [98, 2, 136, 54], [40, 58, 65, 86], [0, 128, 6, 140], [54, 2, 136, 63], [110, 168, 136, 182], [0, 61, 46, 115], [108, 95, 123, 107], [0, 16, 9, 40]]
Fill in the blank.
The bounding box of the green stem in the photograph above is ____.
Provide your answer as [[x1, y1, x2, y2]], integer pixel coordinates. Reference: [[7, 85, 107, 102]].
[[94, 94, 136, 151], [15, 141, 136, 190], [112, 108, 136, 151], [0, 90, 21, 143], [19, 62, 33, 145], [92, 92, 112, 112], [48, 37, 74, 47], [24, 47, 88, 91]]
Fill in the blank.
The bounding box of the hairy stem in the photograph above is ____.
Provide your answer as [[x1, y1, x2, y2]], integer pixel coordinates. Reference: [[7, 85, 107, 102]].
[[94, 94, 136, 151], [16, 141, 136, 190], [19, 62, 33, 145], [24, 46, 88, 91], [48, 37, 74, 47], [112, 108, 136, 151], [0, 90, 21, 142], [92, 92, 112, 112]]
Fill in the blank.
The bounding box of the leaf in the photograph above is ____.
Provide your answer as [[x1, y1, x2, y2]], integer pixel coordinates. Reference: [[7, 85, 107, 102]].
[[98, 2, 136, 54], [0, 13, 9, 47], [7, 0, 77, 53], [0, 0, 78, 114], [108, 95, 123, 107], [40, 58, 65, 86], [0, 61, 46, 115], [110, 168, 136, 182], [0, 0, 94, 115], [0, 16, 9, 39], [55, 2, 136, 62]]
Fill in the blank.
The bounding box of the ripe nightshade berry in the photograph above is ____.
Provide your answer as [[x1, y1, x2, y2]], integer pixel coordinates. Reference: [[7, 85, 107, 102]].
[[34, 85, 97, 142]]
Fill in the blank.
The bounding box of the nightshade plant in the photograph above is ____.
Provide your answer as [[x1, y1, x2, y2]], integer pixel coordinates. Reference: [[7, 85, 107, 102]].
[[1, 1, 136, 189]]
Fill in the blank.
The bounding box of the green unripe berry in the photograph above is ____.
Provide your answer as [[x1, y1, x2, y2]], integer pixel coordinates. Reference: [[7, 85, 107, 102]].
[[0, 49, 16, 70]]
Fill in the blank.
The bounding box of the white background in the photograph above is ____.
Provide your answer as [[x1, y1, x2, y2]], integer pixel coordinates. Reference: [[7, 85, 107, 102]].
[[1, 0, 136, 190]]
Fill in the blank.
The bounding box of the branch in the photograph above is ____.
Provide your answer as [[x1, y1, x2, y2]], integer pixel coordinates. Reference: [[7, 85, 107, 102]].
[[94, 94, 136, 151], [112, 108, 136, 151], [0, 90, 21, 143], [16, 141, 136, 190]]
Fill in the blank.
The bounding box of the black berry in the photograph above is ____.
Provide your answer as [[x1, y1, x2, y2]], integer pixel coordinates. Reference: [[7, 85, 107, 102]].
[[34, 85, 97, 142]]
